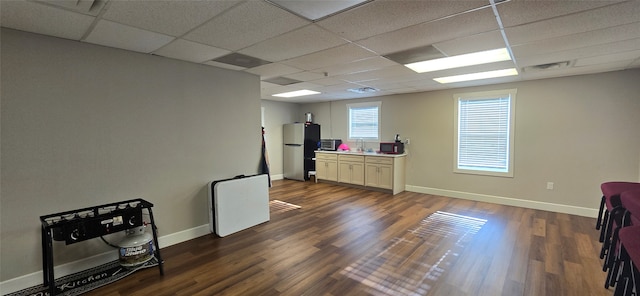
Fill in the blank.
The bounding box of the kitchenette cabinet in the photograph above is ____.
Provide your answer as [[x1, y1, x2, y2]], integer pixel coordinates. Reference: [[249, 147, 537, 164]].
[[338, 154, 365, 185], [365, 156, 393, 190], [315, 153, 338, 182], [315, 151, 406, 195]]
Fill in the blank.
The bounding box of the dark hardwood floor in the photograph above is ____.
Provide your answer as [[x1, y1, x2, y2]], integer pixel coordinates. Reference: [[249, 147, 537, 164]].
[[86, 180, 612, 296]]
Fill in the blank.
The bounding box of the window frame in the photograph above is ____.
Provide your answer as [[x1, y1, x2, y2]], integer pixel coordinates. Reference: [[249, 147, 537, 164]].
[[347, 101, 381, 141], [453, 89, 517, 177]]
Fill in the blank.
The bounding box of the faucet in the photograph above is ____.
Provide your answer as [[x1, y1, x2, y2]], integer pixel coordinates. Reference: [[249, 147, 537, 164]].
[[356, 138, 364, 152]]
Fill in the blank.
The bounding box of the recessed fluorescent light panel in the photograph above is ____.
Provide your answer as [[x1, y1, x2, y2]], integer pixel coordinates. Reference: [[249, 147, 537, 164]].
[[405, 48, 512, 73], [434, 68, 518, 84], [272, 90, 320, 98]]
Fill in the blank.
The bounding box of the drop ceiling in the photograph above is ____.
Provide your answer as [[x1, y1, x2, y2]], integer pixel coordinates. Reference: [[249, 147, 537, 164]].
[[2, 0, 639, 103]]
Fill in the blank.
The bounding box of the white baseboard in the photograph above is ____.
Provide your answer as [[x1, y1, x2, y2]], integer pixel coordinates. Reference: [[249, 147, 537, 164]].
[[0, 224, 211, 295], [157, 224, 210, 249], [405, 185, 599, 218], [271, 174, 283, 181]]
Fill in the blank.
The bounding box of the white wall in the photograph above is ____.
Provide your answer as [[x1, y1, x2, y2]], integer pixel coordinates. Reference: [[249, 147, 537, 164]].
[[300, 70, 640, 213], [261, 100, 300, 179], [0, 28, 262, 282]]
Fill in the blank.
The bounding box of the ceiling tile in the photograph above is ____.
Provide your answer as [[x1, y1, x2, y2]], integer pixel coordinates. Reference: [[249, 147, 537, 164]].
[[260, 81, 282, 91], [505, 1, 640, 46], [204, 61, 247, 71], [267, 0, 369, 21], [306, 76, 347, 86], [0, 0, 95, 40], [153, 39, 229, 63], [317, 0, 489, 41], [497, 0, 626, 27], [239, 25, 348, 62], [511, 22, 640, 59], [313, 82, 368, 94], [356, 7, 499, 55], [520, 60, 631, 81], [433, 30, 506, 56], [36, 0, 106, 16], [284, 71, 328, 82], [316, 56, 398, 77], [517, 37, 640, 68], [4, 0, 640, 103], [281, 43, 377, 71], [84, 20, 174, 53], [245, 63, 302, 79], [337, 65, 417, 83], [574, 50, 640, 67], [185, 1, 310, 51], [103, 0, 239, 37]]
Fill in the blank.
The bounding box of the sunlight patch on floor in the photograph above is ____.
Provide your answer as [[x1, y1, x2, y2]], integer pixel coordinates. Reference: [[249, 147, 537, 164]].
[[340, 211, 487, 296], [269, 200, 301, 214]]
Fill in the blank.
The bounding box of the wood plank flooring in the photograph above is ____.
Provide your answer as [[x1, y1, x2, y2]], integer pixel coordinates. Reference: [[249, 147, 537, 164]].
[[85, 180, 612, 296]]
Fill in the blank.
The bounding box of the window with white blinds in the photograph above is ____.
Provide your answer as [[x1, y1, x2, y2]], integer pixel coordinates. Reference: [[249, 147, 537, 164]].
[[454, 89, 516, 177], [348, 102, 381, 140]]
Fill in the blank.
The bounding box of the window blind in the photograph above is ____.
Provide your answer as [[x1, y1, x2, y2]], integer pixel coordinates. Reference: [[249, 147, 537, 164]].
[[457, 97, 511, 172], [349, 105, 379, 139]]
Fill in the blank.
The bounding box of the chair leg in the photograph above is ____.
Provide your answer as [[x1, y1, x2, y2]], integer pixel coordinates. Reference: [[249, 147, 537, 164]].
[[601, 211, 613, 260], [614, 246, 629, 296], [607, 251, 621, 288], [605, 227, 621, 271], [630, 264, 640, 296], [597, 195, 605, 230], [602, 207, 624, 262], [600, 210, 609, 243]]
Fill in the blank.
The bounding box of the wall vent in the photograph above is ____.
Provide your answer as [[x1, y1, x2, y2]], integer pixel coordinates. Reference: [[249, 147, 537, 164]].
[[347, 87, 378, 94], [263, 77, 302, 86], [523, 61, 571, 72]]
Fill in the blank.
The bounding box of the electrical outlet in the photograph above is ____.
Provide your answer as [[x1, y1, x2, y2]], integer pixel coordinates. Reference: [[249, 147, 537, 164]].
[[546, 182, 554, 190], [405, 138, 410, 145]]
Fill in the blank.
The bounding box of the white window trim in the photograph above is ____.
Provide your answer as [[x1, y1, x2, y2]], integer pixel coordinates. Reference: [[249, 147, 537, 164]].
[[347, 101, 381, 141], [453, 89, 517, 178]]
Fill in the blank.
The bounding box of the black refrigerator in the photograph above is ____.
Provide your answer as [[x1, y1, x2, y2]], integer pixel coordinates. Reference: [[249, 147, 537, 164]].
[[283, 123, 320, 181]]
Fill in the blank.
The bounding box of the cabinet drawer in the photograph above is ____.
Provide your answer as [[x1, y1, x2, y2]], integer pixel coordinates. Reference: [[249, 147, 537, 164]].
[[315, 153, 337, 160], [365, 156, 393, 165], [338, 154, 364, 162]]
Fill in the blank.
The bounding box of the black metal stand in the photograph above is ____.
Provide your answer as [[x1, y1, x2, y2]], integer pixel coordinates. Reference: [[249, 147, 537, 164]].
[[40, 198, 164, 295]]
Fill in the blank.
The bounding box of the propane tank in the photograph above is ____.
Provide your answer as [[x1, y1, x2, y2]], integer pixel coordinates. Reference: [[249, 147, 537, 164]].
[[118, 226, 154, 268]]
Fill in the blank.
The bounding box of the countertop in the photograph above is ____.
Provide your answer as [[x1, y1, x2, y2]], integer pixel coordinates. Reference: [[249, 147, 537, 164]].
[[315, 150, 407, 158]]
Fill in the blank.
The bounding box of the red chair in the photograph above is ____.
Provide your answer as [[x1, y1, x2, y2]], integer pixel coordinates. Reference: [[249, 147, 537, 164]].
[[606, 190, 640, 288], [612, 226, 640, 295], [598, 182, 640, 265]]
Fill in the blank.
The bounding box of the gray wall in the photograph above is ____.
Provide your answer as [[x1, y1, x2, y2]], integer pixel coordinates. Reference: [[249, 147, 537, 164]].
[[1, 28, 262, 281], [301, 70, 640, 209], [260, 100, 300, 178]]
